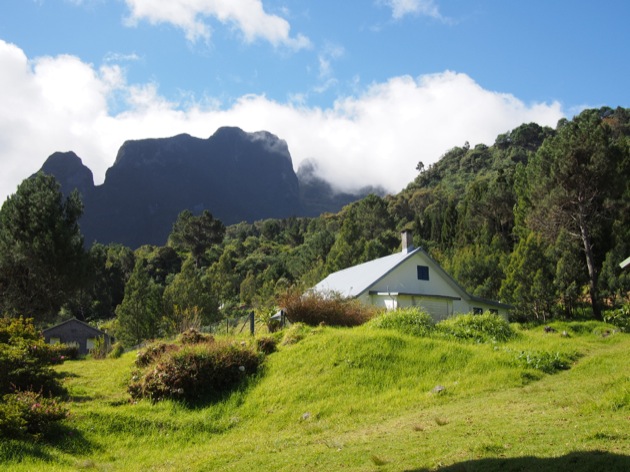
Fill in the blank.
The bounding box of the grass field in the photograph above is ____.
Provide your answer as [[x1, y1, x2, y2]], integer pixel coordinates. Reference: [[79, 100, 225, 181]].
[[1, 321, 629, 471]]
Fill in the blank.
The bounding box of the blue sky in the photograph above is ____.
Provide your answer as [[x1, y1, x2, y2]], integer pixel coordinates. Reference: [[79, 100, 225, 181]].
[[0, 0, 628, 202]]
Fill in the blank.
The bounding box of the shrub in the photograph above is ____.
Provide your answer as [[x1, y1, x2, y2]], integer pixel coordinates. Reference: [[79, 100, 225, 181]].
[[368, 308, 435, 336], [0, 390, 68, 440], [514, 350, 576, 374], [108, 342, 125, 359], [134, 341, 180, 368], [279, 290, 375, 327], [89, 336, 110, 359], [604, 304, 630, 332], [436, 312, 515, 343], [255, 336, 278, 354], [178, 328, 214, 345], [50, 343, 80, 361], [0, 318, 66, 396], [129, 341, 263, 403]]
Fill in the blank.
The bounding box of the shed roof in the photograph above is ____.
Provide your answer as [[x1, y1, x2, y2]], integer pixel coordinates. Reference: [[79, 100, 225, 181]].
[[621, 256, 630, 270], [42, 318, 107, 336]]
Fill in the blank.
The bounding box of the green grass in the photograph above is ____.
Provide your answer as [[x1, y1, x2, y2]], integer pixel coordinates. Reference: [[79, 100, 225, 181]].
[[1, 322, 629, 471]]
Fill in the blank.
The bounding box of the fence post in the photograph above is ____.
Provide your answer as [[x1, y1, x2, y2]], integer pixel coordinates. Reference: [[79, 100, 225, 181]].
[[249, 311, 255, 335]]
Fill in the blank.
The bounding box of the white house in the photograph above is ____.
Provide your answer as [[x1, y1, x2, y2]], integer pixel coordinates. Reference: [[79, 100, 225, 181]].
[[313, 231, 512, 321]]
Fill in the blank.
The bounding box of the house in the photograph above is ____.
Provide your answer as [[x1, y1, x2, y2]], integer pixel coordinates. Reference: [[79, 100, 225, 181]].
[[313, 231, 512, 321], [42, 318, 111, 355]]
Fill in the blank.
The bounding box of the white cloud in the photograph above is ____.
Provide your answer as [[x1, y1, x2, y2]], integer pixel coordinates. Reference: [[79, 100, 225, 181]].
[[123, 0, 311, 50], [0, 40, 564, 204], [379, 0, 443, 20]]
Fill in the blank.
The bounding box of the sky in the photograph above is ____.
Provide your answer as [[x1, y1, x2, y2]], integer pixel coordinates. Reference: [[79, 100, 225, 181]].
[[1, 0, 629, 202]]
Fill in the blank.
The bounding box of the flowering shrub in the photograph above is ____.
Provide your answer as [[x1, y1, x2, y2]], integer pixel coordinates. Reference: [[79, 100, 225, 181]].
[[0, 390, 68, 439], [129, 340, 263, 403]]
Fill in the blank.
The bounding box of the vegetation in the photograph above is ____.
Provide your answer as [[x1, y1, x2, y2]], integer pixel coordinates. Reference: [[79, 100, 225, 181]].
[[279, 289, 376, 327], [0, 318, 69, 440], [0, 320, 627, 470], [1, 106, 630, 467], [128, 335, 262, 404]]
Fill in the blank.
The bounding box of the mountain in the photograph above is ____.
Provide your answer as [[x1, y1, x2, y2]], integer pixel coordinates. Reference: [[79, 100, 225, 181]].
[[37, 127, 374, 248]]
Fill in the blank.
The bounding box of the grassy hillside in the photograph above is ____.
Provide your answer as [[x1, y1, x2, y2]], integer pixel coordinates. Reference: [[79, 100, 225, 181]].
[[2, 322, 629, 471]]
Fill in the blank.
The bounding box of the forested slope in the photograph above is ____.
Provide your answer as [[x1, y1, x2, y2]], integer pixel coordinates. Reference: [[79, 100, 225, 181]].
[[1, 107, 629, 337]]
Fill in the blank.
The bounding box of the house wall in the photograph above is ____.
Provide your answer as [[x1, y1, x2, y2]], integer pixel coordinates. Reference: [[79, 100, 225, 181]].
[[43, 320, 109, 355], [370, 253, 461, 300], [363, 252, 510, 320]]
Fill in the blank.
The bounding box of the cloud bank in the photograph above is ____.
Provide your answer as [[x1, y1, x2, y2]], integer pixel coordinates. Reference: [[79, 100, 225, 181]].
[[123, 0, 310, 49], [0, 39, 564, 203]]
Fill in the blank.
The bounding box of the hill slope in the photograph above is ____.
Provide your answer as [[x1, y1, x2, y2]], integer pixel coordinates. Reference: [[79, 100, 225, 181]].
[[2, 322, 628, 471]]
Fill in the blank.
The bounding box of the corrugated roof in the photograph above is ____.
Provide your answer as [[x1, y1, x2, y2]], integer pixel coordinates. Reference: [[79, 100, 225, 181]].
[[314, 247, 421, 297]]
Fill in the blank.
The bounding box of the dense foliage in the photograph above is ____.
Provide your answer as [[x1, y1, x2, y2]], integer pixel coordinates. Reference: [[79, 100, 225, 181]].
[[0, 318, 69, 439], [1, 107, 629, 341]]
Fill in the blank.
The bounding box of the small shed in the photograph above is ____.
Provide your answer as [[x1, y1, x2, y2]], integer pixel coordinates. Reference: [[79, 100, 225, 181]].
[[42, 318, 110, 355]]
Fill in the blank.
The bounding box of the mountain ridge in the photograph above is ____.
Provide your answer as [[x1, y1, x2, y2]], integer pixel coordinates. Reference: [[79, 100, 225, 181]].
[[37, 127, 382, 248]]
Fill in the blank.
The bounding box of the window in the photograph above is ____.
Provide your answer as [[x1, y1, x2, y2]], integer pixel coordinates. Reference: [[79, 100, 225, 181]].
[[417, 265, 429, 281], [489, 309, 498, 315], [49, 337, 60, 345], [473, 307, 483, 315]]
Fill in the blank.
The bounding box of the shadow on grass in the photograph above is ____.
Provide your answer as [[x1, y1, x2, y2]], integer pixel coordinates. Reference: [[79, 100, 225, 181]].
[[407, 450, 630, 472], [0, 424, 100, 464]]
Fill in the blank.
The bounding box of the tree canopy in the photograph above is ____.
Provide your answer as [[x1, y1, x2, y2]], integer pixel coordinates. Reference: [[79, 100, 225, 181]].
[[0, 173, 86, 323]]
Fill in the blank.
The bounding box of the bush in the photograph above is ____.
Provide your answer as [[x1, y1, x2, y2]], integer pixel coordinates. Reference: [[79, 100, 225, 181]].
[[50, 343, 80, 361], [368, 308, 435, 336], [129, 341, 263, 403], [279, 290, 376, 327], [108, 342, 125, 359], [514, 350, 576, 374], [255, 336, 278, 354], [178, 328, 214, 345], [89, 336, 110, 359], [436, 312, 515, 343], [0, 390, 68, 439], [134, 341, 180, 368], [0, 317, 66, 396], [604, 304, 630, 332]]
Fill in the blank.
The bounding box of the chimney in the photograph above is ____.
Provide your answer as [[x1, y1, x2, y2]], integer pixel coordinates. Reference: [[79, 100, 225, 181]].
[[401, 230, 414, 253]]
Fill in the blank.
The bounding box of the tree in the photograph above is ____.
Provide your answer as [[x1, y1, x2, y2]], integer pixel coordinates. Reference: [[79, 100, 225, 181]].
[[115, 259, 163, 346], [0, 173, 86, 323], [168, 210, 225, 267], [524, 109, 625, 318], [162, 257, 220, 334], [499, 232, 555, 321]]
